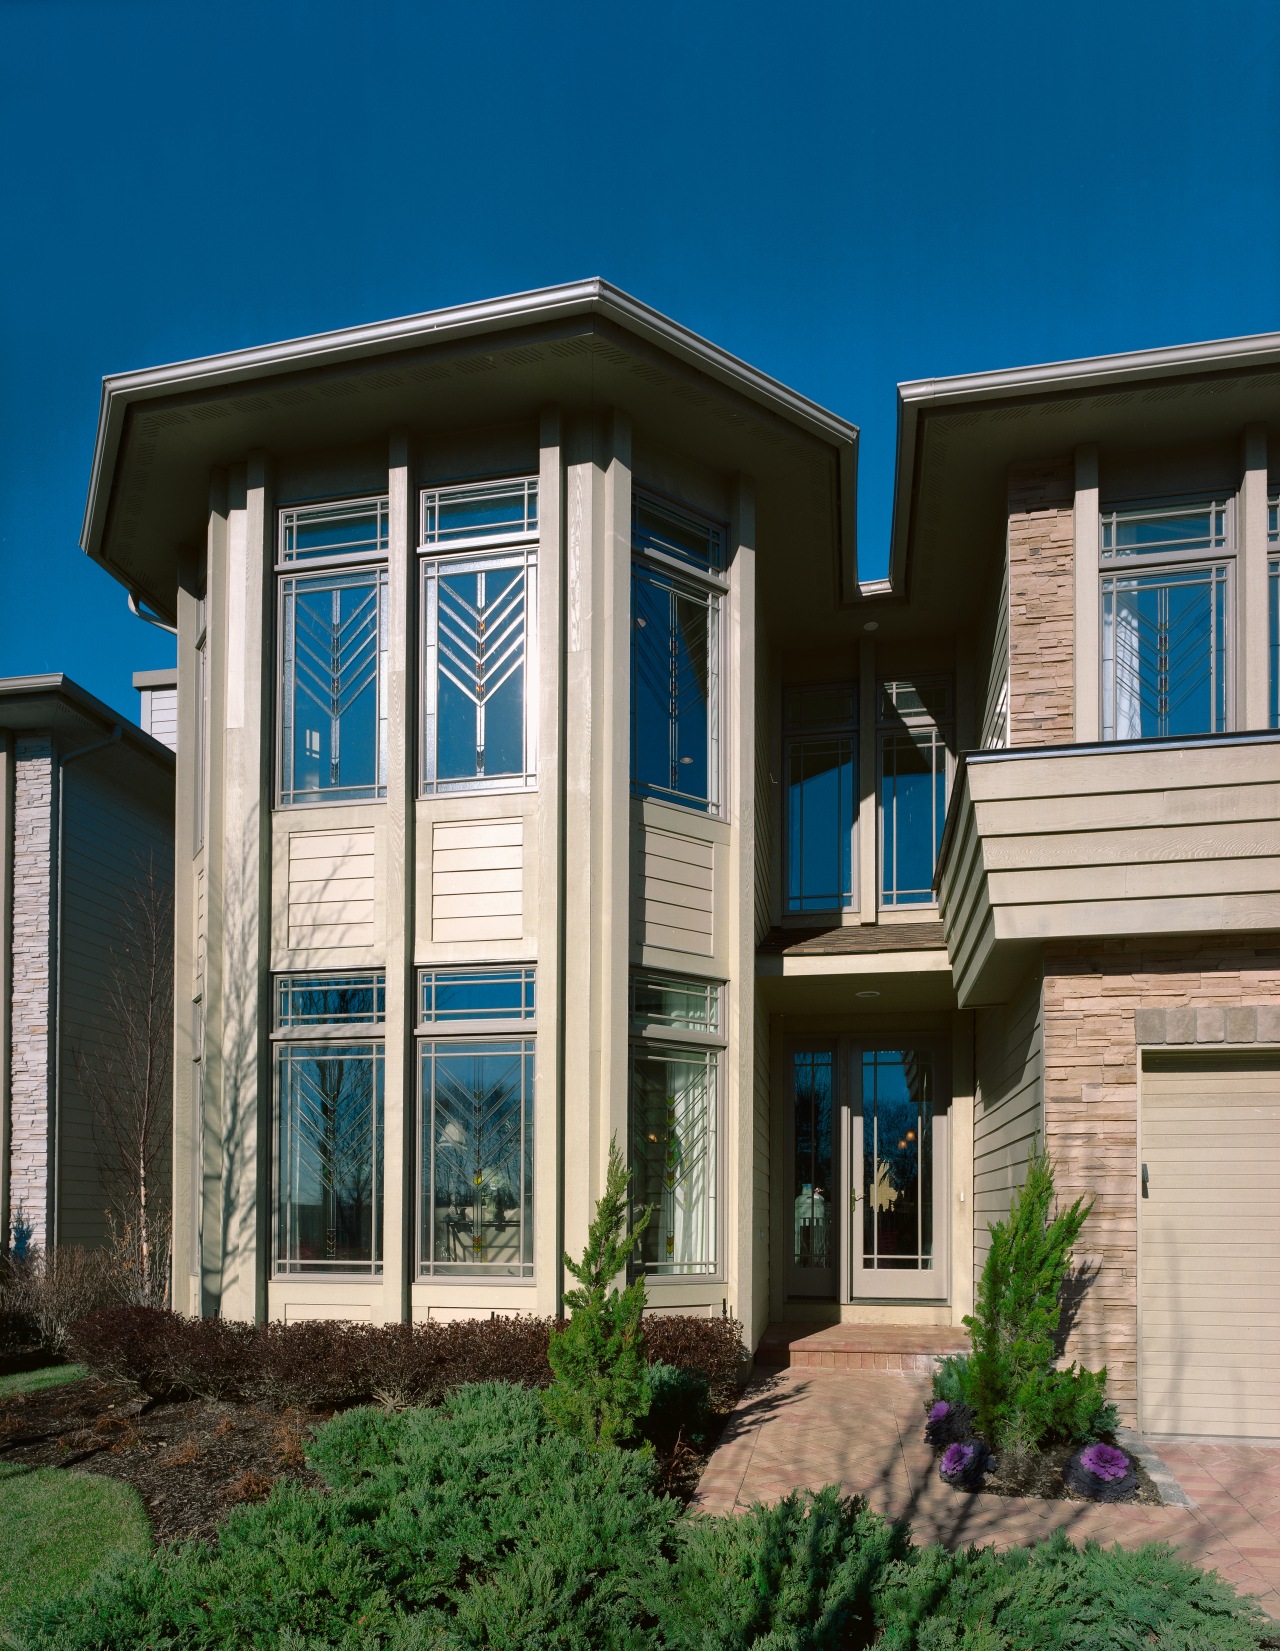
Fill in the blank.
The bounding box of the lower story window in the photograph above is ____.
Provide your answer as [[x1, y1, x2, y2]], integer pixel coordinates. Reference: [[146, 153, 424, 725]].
[[630, 1046, 718, 1275], [419, 1038, 534, 1278], [276, 1041, 384, 1274]]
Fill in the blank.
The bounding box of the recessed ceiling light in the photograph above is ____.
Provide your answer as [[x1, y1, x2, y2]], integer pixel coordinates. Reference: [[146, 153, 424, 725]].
[[863, 621, 878, 632], [855, 989, 880, 999]]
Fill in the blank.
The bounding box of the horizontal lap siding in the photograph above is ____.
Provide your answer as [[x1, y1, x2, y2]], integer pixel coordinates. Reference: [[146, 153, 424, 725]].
[[288, 829, 376, 949], [973, 966, 1043, 1275], [634, 825, 714, 956], [431, 818, 523, 942]]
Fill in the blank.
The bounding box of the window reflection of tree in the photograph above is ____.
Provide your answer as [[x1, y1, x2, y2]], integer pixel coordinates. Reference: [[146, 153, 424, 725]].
[[434, 1056, 522, 1265]]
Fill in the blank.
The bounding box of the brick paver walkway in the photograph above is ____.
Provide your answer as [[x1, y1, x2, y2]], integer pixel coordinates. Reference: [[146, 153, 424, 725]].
[[693, 1368, 1280, 1617]]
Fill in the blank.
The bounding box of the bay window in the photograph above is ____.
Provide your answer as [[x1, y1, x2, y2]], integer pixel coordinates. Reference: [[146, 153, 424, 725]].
[[629, 972, 722, 1276], [277, 497, 389, 805], [419, 477, 538, 793], [631, 493, 725, 815], [274, 973, 385, 1275], [1100, 498, 1232, 740], [418, 966, 535, 1278]]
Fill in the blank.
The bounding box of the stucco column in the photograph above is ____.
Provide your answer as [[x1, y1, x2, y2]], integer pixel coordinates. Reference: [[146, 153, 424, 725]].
[[1073, 445, 1100, 742]]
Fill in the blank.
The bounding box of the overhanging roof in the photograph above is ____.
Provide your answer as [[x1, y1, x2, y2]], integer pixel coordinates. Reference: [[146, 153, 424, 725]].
[[82, 279, 860, 622], [0, 674, 174, 767]]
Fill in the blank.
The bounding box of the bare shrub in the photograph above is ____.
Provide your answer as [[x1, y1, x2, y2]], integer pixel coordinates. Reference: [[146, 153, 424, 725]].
[[9, 1246, 115, 1356]]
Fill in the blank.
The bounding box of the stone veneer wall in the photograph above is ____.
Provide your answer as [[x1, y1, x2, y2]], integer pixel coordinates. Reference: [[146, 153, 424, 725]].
[[8, 738, 54, 1250], [1041, 937, 1280, 1422], [1007, 458, 1074, 747]]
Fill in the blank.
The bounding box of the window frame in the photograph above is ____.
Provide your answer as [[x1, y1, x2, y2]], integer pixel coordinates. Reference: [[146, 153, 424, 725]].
[[415, 963, 537, 1282], [630, 488, 728, 819], [1097, 493, 1236, 742], [274, 494, 391, 809], [876, 678, 953, 911], [271, 971, 386, 1278], [782, 683, 859, 916], [627, 969, 725, 1280]]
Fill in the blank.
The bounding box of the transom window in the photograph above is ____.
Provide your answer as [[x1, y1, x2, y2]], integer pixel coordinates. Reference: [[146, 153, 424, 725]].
[[417, 965, 535, 1279], [273, 972, 385, 1275], [629, 970, 724, 1277], [1100, 497, 1233, 741], [631, 492, 725, 816], [277, 497, 389, 806], [784, 685, 857, 913], [878, 679, 951, 908], [419, 477, 538, 794]]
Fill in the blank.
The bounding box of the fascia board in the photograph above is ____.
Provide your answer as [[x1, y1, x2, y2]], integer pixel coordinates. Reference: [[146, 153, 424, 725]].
[[81, 279, 859, 563]]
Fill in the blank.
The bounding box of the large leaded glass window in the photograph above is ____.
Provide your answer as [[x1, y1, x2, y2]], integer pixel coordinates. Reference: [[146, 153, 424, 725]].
[[631, 493, 725, 816], [274, 973, 384, 1275], [278, 497, 389, 806], [1099, 497, 1233, 741], [861, 1049, 934, 1273], [878, 679, 951, 908], [629, 971, 722, 1277], [1269, 496, 1278, 730], [784, 685, 857, 913], [419, 477, 538, 794], [418, 966, 535, 1278]]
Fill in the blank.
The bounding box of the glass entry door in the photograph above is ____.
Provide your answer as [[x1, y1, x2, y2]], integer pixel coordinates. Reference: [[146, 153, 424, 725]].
[[785, 1040, 947, 1302]]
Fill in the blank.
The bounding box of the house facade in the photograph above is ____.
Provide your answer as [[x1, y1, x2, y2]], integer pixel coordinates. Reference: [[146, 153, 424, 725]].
[[1, 675, 175, 1254], [80, 284, 1280, 1437]]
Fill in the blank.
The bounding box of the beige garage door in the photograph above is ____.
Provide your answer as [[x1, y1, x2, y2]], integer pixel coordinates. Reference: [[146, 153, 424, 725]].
[[1140, 1053, 1280, 1438]]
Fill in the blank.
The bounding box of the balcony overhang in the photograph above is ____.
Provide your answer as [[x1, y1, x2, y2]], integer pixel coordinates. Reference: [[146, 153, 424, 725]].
[[935, 732, 1280, 1007]]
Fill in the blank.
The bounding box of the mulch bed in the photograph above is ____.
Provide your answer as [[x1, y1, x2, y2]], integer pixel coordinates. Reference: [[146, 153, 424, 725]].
[[0, 1375, 327, 1544], [974, 1441, 1162, 1505]]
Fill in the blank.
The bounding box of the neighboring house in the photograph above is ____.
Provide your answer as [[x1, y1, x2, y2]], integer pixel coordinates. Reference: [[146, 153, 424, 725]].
[[78, 282, 1280, 1438], [133, 669, 178, 752], [0, 675, 175, 1253]]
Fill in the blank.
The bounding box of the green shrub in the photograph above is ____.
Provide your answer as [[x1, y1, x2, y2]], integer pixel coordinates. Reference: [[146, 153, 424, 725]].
[[644, 1361, 711, 1451], [872, 1529, 1270, 1650], [544, 1138, 652, 1451], [959, 1151, 1112, 1459], [640, 1315, 746, 1412]]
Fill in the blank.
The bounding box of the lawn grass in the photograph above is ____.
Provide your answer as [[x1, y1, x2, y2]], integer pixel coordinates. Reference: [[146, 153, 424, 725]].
[[0, 1462, 151, 1627], [0, 1363, 88, 1400]]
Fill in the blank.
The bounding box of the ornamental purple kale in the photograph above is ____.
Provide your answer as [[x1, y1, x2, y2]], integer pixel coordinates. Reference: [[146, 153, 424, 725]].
[[1063, 1442, 1137, 1502], [939, 1438, 990, 1490], [924, 1398, 975, 1449]]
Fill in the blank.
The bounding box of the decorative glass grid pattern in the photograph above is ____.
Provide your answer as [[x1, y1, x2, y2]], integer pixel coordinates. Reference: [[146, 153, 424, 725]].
[[420, 1041, 534, 1277], [280, 496, 390, 564], [861, 1049, 933, 1271], [276, 974, 386, 1030], [878, 680, 951, 908], [631, 564, 719, 812], [420, 967, 535, 1027], [194, 597, 208, 854], [633, 493, 724, 573], [1101, 499, 1229, 560], [785, 685, 857, 913], [420, 547, 535, 791], [630, 973, 719, 1035], [279, 565, 389, 804], [1101, 565, 1228, 739], [631, 1045, 717, 1275], [277, 1043, 383, 1274], [420, 477, 538, 546], [792, 1049, 833, 1275]]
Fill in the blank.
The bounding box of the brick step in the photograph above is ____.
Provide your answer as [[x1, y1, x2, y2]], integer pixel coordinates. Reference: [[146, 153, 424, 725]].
[[755, 1321, 969, 1374]]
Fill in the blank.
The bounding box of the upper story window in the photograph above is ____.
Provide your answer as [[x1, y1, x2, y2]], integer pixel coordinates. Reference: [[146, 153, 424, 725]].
[[277, 497, 389, 806], [1099, 497, 1232, 740], [631, 492, 726, 816], [1269, 495, 1278, 730], [194, 591, 208, 854], [419, 477, 538, 794], [273, 971, 385, 1275], [784, 685, 857, 913], [878, 679, 952, 909]]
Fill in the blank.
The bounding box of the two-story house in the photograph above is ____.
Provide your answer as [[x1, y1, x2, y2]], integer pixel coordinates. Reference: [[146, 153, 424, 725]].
[[80, 283, 1280, 1437]]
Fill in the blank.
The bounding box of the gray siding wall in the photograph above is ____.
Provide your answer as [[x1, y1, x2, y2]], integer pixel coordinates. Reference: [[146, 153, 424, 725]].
[[142, 688, 179, 752], [973, 963, 1043, 1274], [8, 738, 54, 1249], [57, 744, 174, 1247]]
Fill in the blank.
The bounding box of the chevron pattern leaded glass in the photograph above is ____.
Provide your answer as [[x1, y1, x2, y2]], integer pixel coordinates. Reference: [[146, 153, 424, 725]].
[[631, 1047, 717, 1275], [1102, 565, 1228, 738], [277, 1044, 383, 1273], [631, 564, 719, 812], [420, 1041, 534, 1276], [280, 566, 388, 803]]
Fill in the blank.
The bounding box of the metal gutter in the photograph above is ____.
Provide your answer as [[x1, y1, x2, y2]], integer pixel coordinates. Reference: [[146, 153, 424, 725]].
[[81, 279, 860, 565]]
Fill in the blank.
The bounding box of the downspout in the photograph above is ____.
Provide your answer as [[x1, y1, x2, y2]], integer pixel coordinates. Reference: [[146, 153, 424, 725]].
[[51, 725, 122, 1248]]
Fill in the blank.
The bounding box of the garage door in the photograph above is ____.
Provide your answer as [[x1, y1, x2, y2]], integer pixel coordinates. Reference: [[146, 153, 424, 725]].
[[1140, 1053, 1280, 1438]]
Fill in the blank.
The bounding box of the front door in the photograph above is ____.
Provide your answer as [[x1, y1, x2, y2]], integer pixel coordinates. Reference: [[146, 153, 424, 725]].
[[785, 1040, 948, 1302]]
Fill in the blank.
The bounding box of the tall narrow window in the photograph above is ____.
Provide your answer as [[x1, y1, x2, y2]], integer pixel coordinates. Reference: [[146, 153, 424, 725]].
[[1269, 495, 1278, 730], [278, 497, 389, 805], [861, 1048, 934, 1273], [878, 679, 951, 908], [631, 493, 725, 815], [1100, 498, 1233, 740], [629, 972, 722, 1276], [418, 966, 535, 1278], [420, 477, 537, 793], [274, 973, 385, 1275], [193, 592, 207, 854], [784, 685, 857, 912]]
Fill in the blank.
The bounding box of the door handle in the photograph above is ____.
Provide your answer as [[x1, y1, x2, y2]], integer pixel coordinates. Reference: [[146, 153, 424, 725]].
[[1141, 1163, 1149, 1198]]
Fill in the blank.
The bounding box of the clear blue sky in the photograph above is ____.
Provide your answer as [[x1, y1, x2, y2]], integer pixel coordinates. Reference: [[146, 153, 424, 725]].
[[2, 0, 1278, 723]]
